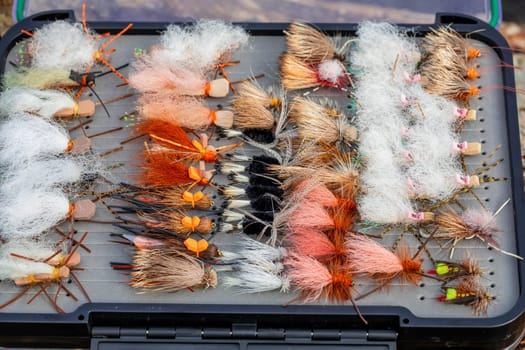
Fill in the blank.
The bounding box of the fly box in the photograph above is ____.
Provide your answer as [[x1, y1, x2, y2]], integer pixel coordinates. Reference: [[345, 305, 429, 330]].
[[0, 9, 524, 350]]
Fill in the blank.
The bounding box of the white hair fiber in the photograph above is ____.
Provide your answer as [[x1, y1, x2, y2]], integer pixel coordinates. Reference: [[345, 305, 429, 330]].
[[0, 114, 70, 167], [353, 23, 420, 224], [0, 189, 71, 239], [0, 158, 83, 192], [222, 263, 290, 294], [156, 20, 249, 71], [30, 21, 97, 70], [354, 22, 466, 220], [220, 234, 286, 263], [353, 22, 420, 80], [0, 88, 75, 119], [0, 239, 56, 280]]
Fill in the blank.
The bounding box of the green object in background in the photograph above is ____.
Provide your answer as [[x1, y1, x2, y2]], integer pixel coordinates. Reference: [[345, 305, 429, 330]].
[[16, 0, 25, 22], [489, 0, 500, 27]]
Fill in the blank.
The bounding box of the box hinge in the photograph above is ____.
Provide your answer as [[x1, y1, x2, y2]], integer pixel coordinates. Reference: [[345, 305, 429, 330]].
[[202, 323, 263, 339], [286, 328, 395, 342], [201, 323, 286, 340], [92, 326, 177, 340], [367, 329, 397, 342], [91, 325, 397, 349], [311, 328, 341, 340], [91, 326, 122, 339], [232, 323, 257, 338]]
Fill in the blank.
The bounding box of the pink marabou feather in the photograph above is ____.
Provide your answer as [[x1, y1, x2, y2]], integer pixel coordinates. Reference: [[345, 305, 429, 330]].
[[294, 180, 338, 207], [129, 58, 206, 94], [284, 253, 332, 302], [139, 94, 213, 130], [286, 226, 336, 259], [345, 235, 403, 276], [288, 200, 334, 230]]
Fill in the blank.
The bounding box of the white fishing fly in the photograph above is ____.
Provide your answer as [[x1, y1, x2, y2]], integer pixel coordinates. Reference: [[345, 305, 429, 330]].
[[354, 22, 467, 222], [0, 158, 84, 192], [30, 21, 98, 71], [0, 88, 75, 119], [0, 239, 57, 280], [157, 20, 249, 71], [0, 188, 71, 239], [0, 114, 70, 167], [233, 234, 287, 262], [222, 263, 290, 294]]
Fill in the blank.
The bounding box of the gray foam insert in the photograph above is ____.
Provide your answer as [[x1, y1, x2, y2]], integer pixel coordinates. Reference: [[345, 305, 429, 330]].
[[0, 31, 520, 319]]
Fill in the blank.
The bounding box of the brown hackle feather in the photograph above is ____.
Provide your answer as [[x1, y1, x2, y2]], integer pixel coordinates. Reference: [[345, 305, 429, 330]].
[[329, 197, 357, 233], [130, 249, 217, 292], [419, 46, 463, 81], [332, 153, 360, 192], [461, 256, 482, 277], [289, 142, 337, 168], [135, 186, 212, 210], [138, 211, 213, 236], [454, 278, 492, 316], [285, 255, 366, 323], [289, 97, 357, 145], [135, 233, 221, 260], [271, 144, 358, 195], [285, 254, 353, 303], [320, 148, 359, 196], [234, 81, 282, 110], [324, 228, 348, 267], [280, 53, 320, 90], [285, 22, 336, 63], [324, 263, 354, 303], [419, 46, 479, 102], [451, 255, 483, 280], [421, 26, 481, 62], [421, 46, 480, 80], [435, 210, 478, 241], [434, 255, 482, 282], [396, 244, 423, 285], [275, 165, 356, 195], [436, 208, 501, 250], [230, 85, 276, 129]]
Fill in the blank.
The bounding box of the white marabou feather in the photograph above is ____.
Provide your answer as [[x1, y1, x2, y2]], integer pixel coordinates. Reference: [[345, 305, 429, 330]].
[[30, 21, 97, 70], [0, 88, 75, 119], [354, 22, 420, 78], [354, 22, 465, 221], [0, 189, 70, 239], [0, 114, 70, 167], [0, 239, 56, 280], [0, 158, 83, 192], [157, 20, 249, 71], [317, 59, 346, 84]]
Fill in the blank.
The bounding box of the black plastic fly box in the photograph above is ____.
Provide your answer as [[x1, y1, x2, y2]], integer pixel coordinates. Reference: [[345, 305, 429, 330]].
[[0, 10, 524, 350]]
